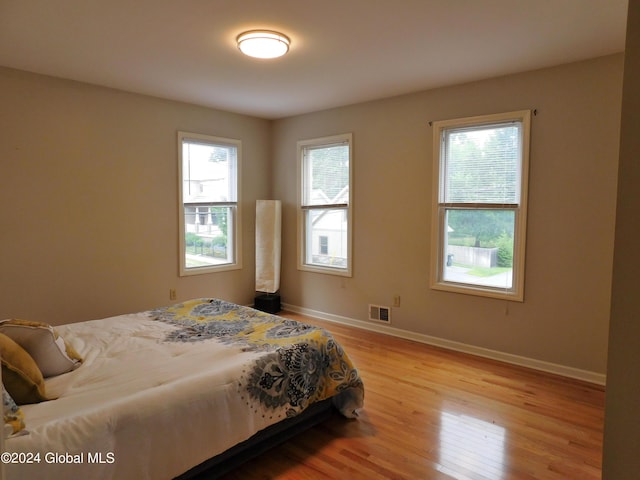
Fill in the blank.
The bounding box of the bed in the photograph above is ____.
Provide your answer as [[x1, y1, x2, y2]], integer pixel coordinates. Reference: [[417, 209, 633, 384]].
[[1, 298, 364, 479]]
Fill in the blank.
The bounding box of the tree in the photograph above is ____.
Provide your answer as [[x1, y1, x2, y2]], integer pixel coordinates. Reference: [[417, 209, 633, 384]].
[[445, 125, 519, 247], [309, 145, 349, 201], [448, 209, 514, 247], [210, 206, 228, 240]]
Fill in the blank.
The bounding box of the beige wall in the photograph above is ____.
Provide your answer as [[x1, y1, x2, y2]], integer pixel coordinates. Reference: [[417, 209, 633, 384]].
[[272, 54, 623, 375], [603, 0, 640, 476], [0, 54, 623, 376], [0, 67, 271, 324]]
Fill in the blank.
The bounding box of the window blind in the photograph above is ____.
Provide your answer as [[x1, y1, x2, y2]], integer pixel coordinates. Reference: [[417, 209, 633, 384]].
[[443, 123, 522, 205]]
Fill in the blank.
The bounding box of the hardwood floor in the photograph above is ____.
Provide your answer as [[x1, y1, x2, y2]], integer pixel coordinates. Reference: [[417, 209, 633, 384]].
[[220, 312, 605, 480]]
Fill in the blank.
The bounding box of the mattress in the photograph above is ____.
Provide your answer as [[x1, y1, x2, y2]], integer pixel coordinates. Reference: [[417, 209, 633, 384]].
[[4, 299, 364, 479]]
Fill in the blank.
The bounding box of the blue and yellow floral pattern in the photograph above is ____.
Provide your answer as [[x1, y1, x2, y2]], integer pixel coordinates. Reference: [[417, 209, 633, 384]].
[[3, 384, 25, 436], [150, 298, 364, 418]]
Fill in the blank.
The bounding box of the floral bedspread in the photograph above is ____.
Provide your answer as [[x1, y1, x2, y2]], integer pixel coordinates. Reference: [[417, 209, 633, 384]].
[[149, 298, 364, 419]]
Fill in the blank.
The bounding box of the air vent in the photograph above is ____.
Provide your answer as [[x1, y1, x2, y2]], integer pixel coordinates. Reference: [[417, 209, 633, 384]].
[[369, 304, 391, 323]]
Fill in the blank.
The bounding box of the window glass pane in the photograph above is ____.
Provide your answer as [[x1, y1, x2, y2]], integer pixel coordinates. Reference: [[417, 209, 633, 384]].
[[184, 206, 233, 268], [303, 144, 349, 206], [179, 132, 241, 276], [182, 142, 236, 203], [443, 208, 515, 290], [298, 133, 352, 276], [305, 208, 348, 268], [444, 124, 521, 204]]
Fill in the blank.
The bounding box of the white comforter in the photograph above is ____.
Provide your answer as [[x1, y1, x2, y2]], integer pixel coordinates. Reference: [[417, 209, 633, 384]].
[[5, 303, 363, 480]]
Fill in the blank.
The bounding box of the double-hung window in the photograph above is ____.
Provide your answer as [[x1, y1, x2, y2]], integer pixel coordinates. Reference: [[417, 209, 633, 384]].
[[178, 132, 241, 276], [298, 133, 353, 276], [431, 111, 531, 300]]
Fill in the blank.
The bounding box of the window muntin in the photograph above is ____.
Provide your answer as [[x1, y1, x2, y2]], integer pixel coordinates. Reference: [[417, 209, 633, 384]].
[[178, 132, 241, 276], [297, 134, 352, 276], [431, 111, 531, 300]]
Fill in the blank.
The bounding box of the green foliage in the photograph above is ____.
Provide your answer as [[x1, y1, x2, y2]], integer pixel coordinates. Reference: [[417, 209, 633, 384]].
[[465, 266, 512, 277], [446, 211, 514, 267], [309, 145, 349, 201], [494, 232, 514, 267], [209, 207, 228, 241], [210, 235, 226, 247], [447, 234, 476, 247], [185, 233, 227, 258], [185, 232, 203, 247], [447, 209, 514, 247]]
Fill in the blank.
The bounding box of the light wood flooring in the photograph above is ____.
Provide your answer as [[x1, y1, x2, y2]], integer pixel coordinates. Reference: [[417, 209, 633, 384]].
[[221, 312, 605, 480]]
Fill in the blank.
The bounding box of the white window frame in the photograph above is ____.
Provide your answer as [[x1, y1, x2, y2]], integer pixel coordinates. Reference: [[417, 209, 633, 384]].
[[430, 110, 531, 301], [178, 131, 242, 276], [297, 133, 353, 277]]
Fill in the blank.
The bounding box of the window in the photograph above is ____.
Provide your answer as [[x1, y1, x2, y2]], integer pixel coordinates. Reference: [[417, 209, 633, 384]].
[[319, 235, 329, 255], [431, 111, 531, 300], [297, 133, 352, 276], [178, 132, 241, 276]]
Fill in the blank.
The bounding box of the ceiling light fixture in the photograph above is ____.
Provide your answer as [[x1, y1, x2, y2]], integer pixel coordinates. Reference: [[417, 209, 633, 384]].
[[236, 30, 290, 59]]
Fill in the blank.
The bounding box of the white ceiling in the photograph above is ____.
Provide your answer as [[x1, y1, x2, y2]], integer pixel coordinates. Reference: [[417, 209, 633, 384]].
[[0, 0, 628, 119]]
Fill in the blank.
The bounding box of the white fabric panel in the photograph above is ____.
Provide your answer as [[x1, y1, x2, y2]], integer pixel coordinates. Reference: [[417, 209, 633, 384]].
[[255, 200, 281, 293]]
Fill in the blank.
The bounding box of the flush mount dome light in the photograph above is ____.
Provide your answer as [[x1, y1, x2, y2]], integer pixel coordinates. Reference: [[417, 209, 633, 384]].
[[237, 30, 290, 59]]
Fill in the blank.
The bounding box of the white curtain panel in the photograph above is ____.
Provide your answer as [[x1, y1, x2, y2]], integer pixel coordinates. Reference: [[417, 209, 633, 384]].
[[255, 200, 281, 293]]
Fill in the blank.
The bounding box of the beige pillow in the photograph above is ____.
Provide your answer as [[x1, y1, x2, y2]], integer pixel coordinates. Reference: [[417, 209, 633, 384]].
[[0, 319, 82, 377], [0, 333, 49, 405]]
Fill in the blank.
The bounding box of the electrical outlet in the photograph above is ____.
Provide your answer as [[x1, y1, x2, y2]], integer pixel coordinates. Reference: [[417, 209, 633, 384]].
[[169, 289, 177, 301], [393, 295, 401, 307]]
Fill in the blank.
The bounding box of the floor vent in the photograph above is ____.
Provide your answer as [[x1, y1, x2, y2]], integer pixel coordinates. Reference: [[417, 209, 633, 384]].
[[369, 304, 391, 323]]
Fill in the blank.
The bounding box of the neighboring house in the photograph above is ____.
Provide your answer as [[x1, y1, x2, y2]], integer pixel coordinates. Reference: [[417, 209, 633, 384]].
[[308, 187, 349, 267]]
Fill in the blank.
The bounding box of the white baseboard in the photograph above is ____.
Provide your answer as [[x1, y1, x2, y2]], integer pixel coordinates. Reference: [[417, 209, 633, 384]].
[[282, 302, 607, 386]]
